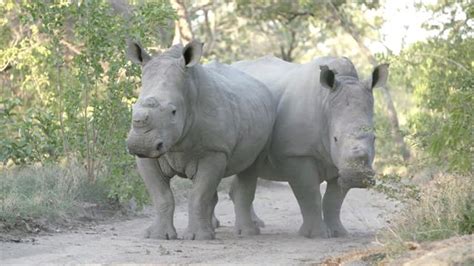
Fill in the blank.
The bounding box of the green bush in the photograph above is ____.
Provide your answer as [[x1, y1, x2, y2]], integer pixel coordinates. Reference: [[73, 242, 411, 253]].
[[383, 1, 473, 174], [0, 1, 175, 205]]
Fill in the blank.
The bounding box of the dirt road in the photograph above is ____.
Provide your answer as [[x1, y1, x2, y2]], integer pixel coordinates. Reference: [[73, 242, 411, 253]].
[[1, 182, 396, 264]]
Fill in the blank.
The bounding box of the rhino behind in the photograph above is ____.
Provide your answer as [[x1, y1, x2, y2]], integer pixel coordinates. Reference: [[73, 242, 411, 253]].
[[231, 56, 388, 238]]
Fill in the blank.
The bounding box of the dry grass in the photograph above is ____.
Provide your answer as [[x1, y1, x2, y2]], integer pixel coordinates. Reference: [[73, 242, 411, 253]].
[[0, 162, 110, 225], [379, 173, 473, 257]]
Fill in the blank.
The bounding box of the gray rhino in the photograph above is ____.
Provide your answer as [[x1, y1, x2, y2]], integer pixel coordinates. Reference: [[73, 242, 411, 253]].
[[230, 56, 388, 238], [126, 41, 275, 240]]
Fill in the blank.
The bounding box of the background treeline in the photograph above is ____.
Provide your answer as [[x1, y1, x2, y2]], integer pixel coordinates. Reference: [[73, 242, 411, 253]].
[[0, 0, 472, 254]]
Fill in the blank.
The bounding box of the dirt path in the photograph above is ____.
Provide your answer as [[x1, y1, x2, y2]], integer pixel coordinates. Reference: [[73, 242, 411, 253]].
[[1, 183, 396, 264]]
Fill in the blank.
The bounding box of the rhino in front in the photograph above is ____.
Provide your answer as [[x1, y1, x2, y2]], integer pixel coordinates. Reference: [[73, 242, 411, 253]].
[[126, 41, 275, 240], [231, 56, 388, 238]]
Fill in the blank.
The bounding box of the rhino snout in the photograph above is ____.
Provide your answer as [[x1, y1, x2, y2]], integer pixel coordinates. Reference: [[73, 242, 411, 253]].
[[348, 147, 370, 165], [126, 132, 164, 158]]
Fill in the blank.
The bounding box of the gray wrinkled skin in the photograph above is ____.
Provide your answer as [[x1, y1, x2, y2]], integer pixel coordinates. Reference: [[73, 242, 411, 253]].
[[230, 56, 388, 238], [126, 41, 275, 240]]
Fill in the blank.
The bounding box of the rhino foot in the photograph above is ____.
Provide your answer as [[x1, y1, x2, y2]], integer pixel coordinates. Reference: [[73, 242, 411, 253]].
[[298, 222, 330, 239], [327, 224, 348, 237], [183, 228, 215, 240], [251, 213, 265, 228], [144, 222, 177, 240], [234, 223, 260, 236]]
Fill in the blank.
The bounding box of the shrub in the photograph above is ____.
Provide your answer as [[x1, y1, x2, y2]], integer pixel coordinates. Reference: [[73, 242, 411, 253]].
[[0, 1, 176, 206]]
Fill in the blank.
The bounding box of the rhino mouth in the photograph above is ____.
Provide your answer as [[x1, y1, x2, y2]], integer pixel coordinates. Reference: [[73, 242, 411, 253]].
[[129, 149, 163, 159], [337, 168, 376, 189], [136, 153, 160, 158], [126, 131, 166, 159]]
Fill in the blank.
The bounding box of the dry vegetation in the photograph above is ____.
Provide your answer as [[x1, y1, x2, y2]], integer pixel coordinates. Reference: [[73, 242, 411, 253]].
[[0, 162, 113, 235], [379, 172, 473, 260]]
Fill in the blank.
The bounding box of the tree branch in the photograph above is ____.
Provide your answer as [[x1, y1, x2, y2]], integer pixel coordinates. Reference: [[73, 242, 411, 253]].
[[60, 39, 81, 55]]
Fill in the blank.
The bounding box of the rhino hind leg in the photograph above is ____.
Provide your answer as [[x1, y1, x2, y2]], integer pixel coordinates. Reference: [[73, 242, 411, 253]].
[[250, 204, 265, 228], [322, 179, 349, 237], [211, 214, 220, 229], [230, 177, 266, 228], [231, 168, 260, 236], [211, 191, 220, 229]]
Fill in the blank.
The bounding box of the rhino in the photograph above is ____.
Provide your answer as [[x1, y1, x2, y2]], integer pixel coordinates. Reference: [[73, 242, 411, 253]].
[[126, 40, 275, 240], [229, 56, 388, 238]]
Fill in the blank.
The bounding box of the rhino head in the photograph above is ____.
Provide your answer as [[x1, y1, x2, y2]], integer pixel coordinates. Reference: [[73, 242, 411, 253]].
[[319, 63, 389, 189], [125, 40, 203, 158]]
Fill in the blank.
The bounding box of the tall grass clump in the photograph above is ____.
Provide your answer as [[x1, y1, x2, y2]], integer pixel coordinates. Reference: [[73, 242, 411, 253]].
[[0, 162, 109, 224], [380, 173, 473, 256]]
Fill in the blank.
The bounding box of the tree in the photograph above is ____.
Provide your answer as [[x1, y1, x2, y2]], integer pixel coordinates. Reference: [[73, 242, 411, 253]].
[[170, 0, 194, 44], [392, 1, 473, 173]]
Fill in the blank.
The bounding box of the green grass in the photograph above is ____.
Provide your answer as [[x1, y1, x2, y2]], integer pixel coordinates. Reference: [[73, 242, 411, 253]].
[[0, 162, 110, 225], [379, 173, 474, 257]]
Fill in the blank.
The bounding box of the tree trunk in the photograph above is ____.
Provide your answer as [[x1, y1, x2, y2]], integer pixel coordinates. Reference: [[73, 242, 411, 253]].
[[170, 0, 194, 45], [380, 85, 411, 161], [327, 3, 410, 161], [109, 0, 174, 48]]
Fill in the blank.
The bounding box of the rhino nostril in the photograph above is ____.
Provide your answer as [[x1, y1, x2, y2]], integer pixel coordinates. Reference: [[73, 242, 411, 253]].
[[156, 142, 164, 151]]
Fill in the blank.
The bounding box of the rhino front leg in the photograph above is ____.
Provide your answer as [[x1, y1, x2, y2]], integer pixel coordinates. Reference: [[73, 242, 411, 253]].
[[231, 167, 260, 236], [184, 153, 226, 240], [287, 157, 330, 238], [323, 178, 349, 237], [136, 158, 177, 240]]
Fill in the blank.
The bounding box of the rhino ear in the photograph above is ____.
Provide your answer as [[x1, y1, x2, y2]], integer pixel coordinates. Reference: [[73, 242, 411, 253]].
[[369, 63, 389, 89], [182, 40, 204, 67], [320, 65, 337, 90], [127, 40, 151, 66]]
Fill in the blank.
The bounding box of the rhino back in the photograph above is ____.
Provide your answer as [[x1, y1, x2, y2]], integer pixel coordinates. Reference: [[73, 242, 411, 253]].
[[232, 56, 357, 165], [188, 63, 275, 175], [232, 56, 299, 102]]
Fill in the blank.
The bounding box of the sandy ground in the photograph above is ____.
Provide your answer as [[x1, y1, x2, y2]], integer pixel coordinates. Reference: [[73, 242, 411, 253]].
[[1, 182, 397, 264]]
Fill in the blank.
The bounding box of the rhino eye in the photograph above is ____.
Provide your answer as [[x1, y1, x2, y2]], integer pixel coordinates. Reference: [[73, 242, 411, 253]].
[[171, 110, 176, 115], [334, 136, 338, 142]]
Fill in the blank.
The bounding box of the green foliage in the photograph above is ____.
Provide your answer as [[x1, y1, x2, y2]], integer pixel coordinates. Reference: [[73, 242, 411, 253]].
[[373, 173, 421, 202], [0, 1, 175, 205], [190, 0, 381, 64], [386, 3, 473, 174]]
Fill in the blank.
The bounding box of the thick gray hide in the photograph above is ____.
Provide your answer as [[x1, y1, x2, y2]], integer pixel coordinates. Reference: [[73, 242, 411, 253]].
[[126, 41, 275, 240], [230, 56, 388, 238]]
